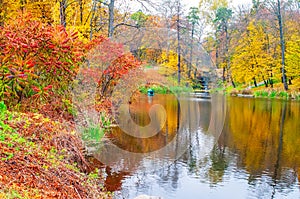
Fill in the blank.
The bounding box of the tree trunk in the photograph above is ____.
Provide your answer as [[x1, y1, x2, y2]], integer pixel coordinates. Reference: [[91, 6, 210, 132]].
[[108, 0, 115, 37], [166, 21, 171, 62], [264, 79, 269, 87], [253, 77, 257, 87], [0, 0, 4, 26], [270, 73, 274, 88], [216, 38, 220, 69], [188, 23, 195, 79], [89, 0, 97, 40], [60, 0, 67, 27], [271, 102, 286, 198], [225, 24, 230, 82], [177, 0, 181, 84], [277, 0, 288, 90], [222, 67, 226, 82], [79, 0, 83, 25], [231, 77, 236, 88]]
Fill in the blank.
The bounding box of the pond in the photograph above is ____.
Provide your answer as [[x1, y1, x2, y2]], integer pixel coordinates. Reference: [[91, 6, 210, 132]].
[[92, 94, 300, 199]]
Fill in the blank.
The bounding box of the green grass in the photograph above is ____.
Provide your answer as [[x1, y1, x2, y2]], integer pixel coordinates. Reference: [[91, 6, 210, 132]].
[[253, 90, 291, 100], [269, 91, 277, 98], [81, 113, 111, 143], [0, 102, 19, 159], [254, 91, 269, 98], [278, 91, 289, 99], [170, 86, 193, 93], [82, 125, 105, 142], [0, 102, 13, 133], [294, 93, 300, 100], [139, 85, 193, 94]]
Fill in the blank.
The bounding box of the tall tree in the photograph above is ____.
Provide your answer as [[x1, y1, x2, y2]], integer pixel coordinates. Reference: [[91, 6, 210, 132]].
[[276, 0, 288, 90], [198, 0, 230, 83], [158, 0, 178, 61], [187, 7, 200, 79], [176, 0, 181, 84], [266, 0, 288, 90], [231, 21, 273, 86], [59, 0, 67, 27], [108, 0, 115, 37], [213, 6, 233, 83]]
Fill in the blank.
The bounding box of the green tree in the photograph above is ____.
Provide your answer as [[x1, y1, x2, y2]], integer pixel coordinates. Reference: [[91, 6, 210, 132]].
[[213, 6, 233, 83], [131, 10, 149, 28], [187, 7, 200, 78]]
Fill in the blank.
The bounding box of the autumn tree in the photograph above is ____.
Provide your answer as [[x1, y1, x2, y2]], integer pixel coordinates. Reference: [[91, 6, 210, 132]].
[[263, 0, 290, 90], [275, 0, 288, 90], [0, 0, 54, 25], [231, 21, 273, 86], [199, 0, 232, 84], [187, 7, 200, 78], [213, 6, 233, 83]]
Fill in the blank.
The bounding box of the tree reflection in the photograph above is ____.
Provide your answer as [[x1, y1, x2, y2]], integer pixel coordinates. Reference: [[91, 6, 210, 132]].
[[100, 95, 300, 198], [222, 97, 300, 196], [208, 145, 228, 184]]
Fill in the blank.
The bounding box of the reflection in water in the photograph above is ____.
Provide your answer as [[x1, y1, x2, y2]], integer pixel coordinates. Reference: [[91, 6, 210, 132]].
[[95, 95, 300, 199], [109, 94, 179, 153], [222, 98, 300, 199]]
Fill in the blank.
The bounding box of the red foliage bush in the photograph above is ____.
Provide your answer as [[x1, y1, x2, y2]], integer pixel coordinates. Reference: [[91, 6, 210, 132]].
[[0, 13, 84, 106], [0, 13, 142, 115]]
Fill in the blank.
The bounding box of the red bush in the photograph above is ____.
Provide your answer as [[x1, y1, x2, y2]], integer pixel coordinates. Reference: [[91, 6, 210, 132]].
[[0, 13, 84, 106]]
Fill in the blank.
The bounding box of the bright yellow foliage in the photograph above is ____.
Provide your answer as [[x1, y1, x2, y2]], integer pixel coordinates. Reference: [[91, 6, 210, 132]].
[[226, 97, 300, 176], [285, 20, 300, 82], [231, 21, 273, 84]]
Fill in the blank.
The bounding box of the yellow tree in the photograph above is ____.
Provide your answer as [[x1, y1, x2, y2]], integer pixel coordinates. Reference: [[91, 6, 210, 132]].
[[198, 0, 230, 68], [231, 21, 273, 87], [285, 18, 300, 86], [0, 0, 55, 25], [0, 0, 20, 25], [51, 0, 98, 39]]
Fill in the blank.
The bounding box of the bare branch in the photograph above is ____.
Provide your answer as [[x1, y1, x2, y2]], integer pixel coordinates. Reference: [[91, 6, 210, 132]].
[[113, 22, 140, 32], [135, 0, 158, 12]]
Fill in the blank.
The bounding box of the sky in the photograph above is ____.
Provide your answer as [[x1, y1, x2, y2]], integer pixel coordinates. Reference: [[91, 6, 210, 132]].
[[181, 0, 253, 10], [126, 0, 254, 14], [173, 0, 254, 8]]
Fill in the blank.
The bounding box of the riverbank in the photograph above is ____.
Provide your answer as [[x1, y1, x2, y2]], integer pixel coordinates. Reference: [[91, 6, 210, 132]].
[[224, 85, 300, 101], [0, 102, 112, 199], [139, 85, 193, 95]]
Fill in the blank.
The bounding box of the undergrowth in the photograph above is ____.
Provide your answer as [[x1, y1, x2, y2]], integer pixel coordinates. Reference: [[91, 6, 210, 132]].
[[0, 101, 112, 199]]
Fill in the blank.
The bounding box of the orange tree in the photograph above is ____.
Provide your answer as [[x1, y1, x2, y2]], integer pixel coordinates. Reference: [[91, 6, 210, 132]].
[[84, 36, 141, 101]]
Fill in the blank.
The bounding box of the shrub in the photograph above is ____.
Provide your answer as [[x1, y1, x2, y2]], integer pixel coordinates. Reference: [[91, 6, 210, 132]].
[[0, 102, 14, 134], [269, 90, 277, 98], [277, 91, 289, 99], [254, 90, 268, 97], [241, 89, 253, 95], [0, 13, 84, 107], [230, 89, 239, 96]]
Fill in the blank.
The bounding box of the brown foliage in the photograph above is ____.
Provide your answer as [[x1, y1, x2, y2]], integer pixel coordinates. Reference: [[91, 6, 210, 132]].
[[0, 113, 111, 199]]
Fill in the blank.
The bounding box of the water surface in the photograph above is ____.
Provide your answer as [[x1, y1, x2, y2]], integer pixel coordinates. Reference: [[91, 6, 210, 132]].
[[94, 95, 300, 199]]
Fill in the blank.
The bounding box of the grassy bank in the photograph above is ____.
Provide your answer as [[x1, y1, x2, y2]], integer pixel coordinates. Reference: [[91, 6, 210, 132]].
[[0, 102, 112, 199], [139, 85, 193, 94], [221, 84, 300, 100]]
